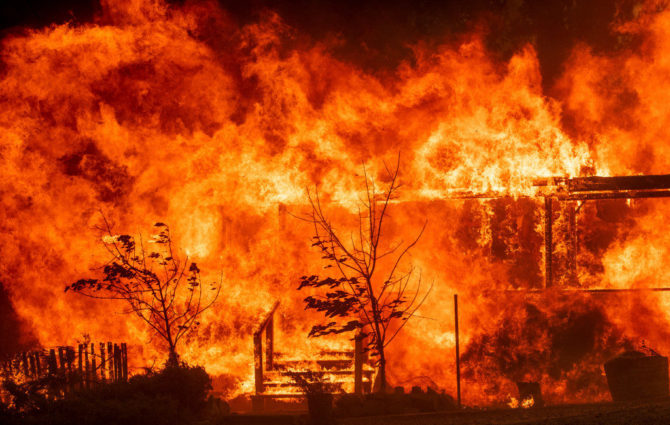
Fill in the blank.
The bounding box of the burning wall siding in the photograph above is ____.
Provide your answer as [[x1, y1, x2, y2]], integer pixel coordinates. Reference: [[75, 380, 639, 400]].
[[2, 0, 670, 404]]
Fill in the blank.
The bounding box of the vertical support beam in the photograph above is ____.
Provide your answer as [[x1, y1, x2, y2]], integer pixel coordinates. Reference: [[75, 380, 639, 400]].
[[48, 349, 57, 376], [29, 352, 36, 378], [78, 344, 83, 388], [567, 201, 578, 285], [90, 344, 97, 385], [35, 351, 41, 377], [84, 344, 90, 388], [544, 197, 553, 288], [121, 343, 128, 381], [265, 317, 274, 371], [100, 343, 106, 383], [113, 344, 120, 382], [354, 332, 363, 395], [22, 352, 29, 377], [253, 332, 263, 394], [454, 294, 461, 408], [107, 342, 113, 381], [58, 348, 65, 374]]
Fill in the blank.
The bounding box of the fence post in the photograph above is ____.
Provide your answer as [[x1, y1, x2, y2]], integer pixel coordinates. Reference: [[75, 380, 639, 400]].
[[100, 343, 106, 383], [121, 343, 128, 381], [90, 344, 97, 385]]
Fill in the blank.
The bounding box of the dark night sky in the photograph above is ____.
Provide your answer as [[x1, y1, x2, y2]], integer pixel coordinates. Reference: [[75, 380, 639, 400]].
[[0, 0, 642, 86]]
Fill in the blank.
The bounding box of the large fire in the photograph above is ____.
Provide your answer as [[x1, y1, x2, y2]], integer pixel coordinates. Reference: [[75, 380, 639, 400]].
[[2, 0, 670, 406]]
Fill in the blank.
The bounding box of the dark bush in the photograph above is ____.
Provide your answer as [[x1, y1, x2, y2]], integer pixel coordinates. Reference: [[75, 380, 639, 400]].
[[0, 364, 214, 425], [334, 389, 456, 418], [128, 363, 212, 414]]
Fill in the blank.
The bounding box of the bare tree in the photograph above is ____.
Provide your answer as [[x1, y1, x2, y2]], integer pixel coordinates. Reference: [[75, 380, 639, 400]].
[[297, 159, 430, 392], [66, 215, 221, 366]]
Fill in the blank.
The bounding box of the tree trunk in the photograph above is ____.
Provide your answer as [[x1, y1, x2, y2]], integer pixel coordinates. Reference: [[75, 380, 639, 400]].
[[377, 348, 387, 393], [167, 347, 179, 367]]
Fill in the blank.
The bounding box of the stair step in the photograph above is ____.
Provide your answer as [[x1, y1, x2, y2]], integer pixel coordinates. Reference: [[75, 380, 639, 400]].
[[262, 381, 347, 388], [265, 369, 374, 378], [274, 350, 355, 359], [252, 393, 306, 398], [272, 359, 353, 370]]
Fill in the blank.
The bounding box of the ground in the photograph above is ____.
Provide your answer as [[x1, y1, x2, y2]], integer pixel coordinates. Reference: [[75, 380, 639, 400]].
[[225, 399, 670, 424], [338, 400, 670, 425]]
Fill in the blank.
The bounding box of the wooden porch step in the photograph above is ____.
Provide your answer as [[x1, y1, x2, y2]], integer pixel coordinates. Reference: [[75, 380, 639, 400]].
[[264, 369, 374, 378], [261, 381, 347, 389], [272, 359, 354, 370], [274, 350, 355, 359]]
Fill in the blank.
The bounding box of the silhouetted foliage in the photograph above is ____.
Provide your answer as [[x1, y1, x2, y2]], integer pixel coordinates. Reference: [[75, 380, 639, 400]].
[[0, 364, 215, 425], [65, 214, 221, 365], [297, 157, 431, 392]]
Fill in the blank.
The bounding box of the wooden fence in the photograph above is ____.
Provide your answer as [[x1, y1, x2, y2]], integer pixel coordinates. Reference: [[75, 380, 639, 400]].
[[1, 342, 128, 393]]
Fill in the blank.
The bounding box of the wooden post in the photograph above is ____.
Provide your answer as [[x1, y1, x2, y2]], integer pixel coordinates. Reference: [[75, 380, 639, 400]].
[[544, 197, 553, 288], [84, 344, 90, 388], [67, 347, 74, 393], [100, 343, 106, 383], [265, 317, 274, 371], [58, 348, 65, 373], [66, 347, 73, 374], [121, 343, 128, 381], [114, 344, 121, 382], [48, 349, 57, 376], [107, 342, 113, 380], [567, 201, 578, 285], [354, 332, 363, 395], [253, 332, 263, 394], [78, 344, 83, 388], [454, 294, 461, 408], [35, 352, 41, 377], [28, 352, 36, 378], [22, 352, 29, 376], [90, 344, 96, 384]]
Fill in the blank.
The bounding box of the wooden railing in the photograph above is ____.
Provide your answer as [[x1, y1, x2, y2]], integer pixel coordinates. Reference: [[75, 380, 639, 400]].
[[253, 301, 369, 396], [253, 301, 280, 394]]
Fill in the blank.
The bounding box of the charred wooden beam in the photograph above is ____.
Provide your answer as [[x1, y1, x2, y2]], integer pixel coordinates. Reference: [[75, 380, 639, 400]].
[[567, 174, 670, 192], [22, 352, 29, 376], [566, 189, 670, 201], [90, 344, 97, 384], [121, 343, 128, 381], [29, 352, 36, 378], [265, 316, 273, 371], [107, 342, 113, 380], [568, 202, 578, 285], [544, 197, 553, 289], [503, 287, 670, 294], [48, 349, 57, 376], [253, 332, 263, 394]]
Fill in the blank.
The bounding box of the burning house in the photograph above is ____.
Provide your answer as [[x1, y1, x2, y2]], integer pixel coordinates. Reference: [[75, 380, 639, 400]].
[[4, 0, 670, 416]]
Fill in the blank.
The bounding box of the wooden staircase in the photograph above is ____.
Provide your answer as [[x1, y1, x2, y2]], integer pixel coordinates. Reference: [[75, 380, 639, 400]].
[[251, 302, 374, 412]]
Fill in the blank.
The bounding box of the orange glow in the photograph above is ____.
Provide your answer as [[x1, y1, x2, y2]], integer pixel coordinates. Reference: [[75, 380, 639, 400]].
[[4, 0, 670, 406]]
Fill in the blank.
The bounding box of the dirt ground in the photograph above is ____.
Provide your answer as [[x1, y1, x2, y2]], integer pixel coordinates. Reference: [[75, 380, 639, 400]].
[[338, 400, 670, 425]]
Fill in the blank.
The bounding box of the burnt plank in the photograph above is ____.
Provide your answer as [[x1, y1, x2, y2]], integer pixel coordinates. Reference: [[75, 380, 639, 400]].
[[568, 174, 670, 193]]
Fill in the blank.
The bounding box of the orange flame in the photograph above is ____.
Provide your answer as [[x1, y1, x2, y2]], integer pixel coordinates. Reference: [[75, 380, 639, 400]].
[[3, 0, 670, 405]]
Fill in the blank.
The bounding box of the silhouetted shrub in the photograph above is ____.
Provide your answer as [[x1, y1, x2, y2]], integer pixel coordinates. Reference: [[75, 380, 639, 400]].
[[0, 364, 214, 425], [334, 388, 456, 417]]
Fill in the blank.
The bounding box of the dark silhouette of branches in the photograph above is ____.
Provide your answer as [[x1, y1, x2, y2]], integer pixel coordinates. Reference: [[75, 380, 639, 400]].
[[65, 214, 221, 365], [297, 157, 431, 392]]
